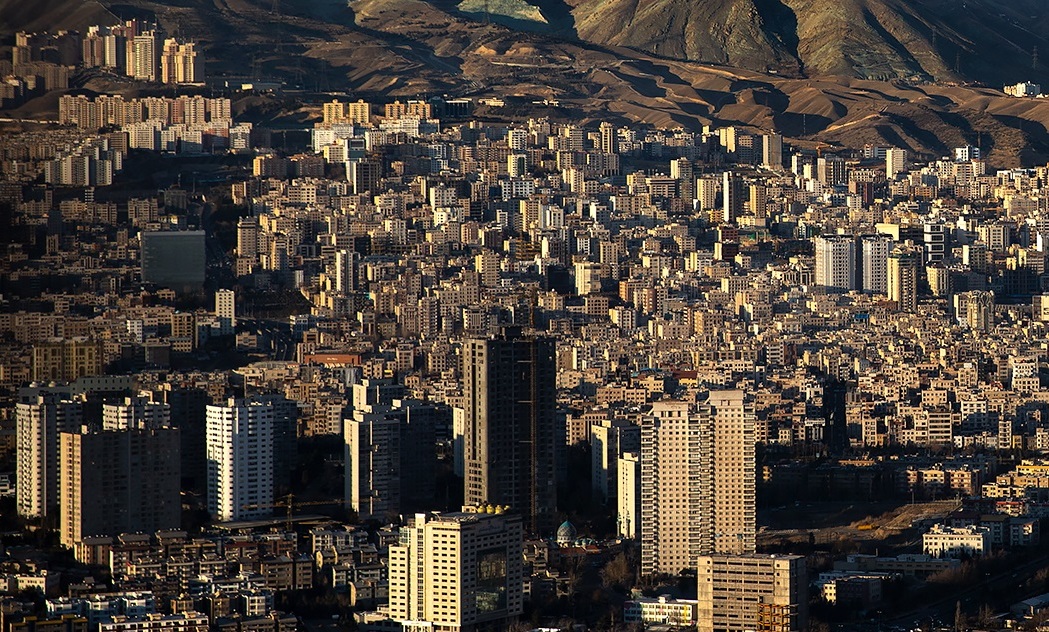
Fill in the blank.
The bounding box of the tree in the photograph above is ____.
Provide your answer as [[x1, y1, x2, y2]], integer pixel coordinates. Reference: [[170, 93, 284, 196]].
[[601, 553, 636, 592], [954, 600, 966, 632]]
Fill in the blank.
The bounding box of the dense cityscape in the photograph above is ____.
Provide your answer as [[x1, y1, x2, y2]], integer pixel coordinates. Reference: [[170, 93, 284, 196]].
[[9, 6, 1049, 632]]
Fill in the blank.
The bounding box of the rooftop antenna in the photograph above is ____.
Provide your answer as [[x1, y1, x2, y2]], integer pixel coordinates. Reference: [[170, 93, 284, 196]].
[[1034, 46, 1039, 71]]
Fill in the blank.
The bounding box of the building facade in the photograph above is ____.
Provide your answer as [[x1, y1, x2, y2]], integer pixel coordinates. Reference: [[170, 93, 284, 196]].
[[205, 396, 294, 522], [462, 329, 558, 534], [696, 554, 807, 632], [16, 394, 83, 518], [388, 509, 524, 632], [59, 427, 181, 553]]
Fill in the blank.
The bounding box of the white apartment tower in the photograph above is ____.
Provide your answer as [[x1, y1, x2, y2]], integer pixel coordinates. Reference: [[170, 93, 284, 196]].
[[206, 396, 280, 521], [814, 235, 856, 292], [16, 394, 83, 518], [102, 395, 171, 430], [388, 509, 524, 631], [886, 148, 907, 178], [617, 451, 641, 540], [860, 234, 893, 294]]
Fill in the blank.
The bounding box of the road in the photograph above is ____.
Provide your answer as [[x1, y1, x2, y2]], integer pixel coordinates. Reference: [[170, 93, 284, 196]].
[[884, 551, 1049, 629], [241, 317, 295, 361]]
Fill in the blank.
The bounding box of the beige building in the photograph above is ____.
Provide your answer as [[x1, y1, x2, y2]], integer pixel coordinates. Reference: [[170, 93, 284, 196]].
[[887, 246, 919, 312], [701, 390, 757, 556], [641, 400, 699, 576], [388, 508, 524, 631], [641, 391, 756, 576], [159, 39, 203, 84], [696, 554, 807, 632], [32, 337, 103, 382]]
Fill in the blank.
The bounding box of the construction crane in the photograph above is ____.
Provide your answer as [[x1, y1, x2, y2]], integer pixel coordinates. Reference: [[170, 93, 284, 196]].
[[241, 493, 343, 530]]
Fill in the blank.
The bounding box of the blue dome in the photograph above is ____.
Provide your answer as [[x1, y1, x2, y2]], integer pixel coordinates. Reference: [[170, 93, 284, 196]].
[[556, 521, 577, 545]]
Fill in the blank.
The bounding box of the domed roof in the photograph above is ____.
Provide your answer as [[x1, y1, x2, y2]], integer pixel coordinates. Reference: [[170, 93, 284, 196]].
[[556, 520, 577, 544]]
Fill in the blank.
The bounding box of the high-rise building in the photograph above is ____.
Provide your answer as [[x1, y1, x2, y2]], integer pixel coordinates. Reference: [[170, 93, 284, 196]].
[[349, 159, 382, 195], [333, 249, 360, 294], [923, 222, 949, 263], [140, 231, 206, 292], [159, 38, 179, 84], [388, 509, 524, 630], [507, 153, 528, 178], [641, 391, 756, 576], [885, 148, 907, 179], [206, 395, 296, 521], [697, 177, 719, 211], [814, 235, 856, 292], [617, 451, 641, 540], [463, 328, 558, 534], [761, 133, 783, 171], [699, 390, 756, 556], [344, 380, 438, 520], [887, 246, 919, 312], [16, 394, 83, 518], [344, 409, 401, 521], [346, 100, 370, 125], [816, 155, 847, 186], [859, 234, 893, 294], [236, 217, 259, 260], [215, 289, 236, 336], [641, 400, 698, 576], [721, 172, 743, 224], [129, 33, 157, 81], [671, 158, 694, 201], [59, 427, 181, 555], [599, 121, 617, 154], [748, 184, 767, 219], [590, 418, 640, 506], [172, 41, 203, 83], [696, 554, 807, 632], [102, 395, 171, 430]]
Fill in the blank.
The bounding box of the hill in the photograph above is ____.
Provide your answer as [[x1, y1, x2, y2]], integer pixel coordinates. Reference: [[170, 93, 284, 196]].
[[6, 0, 1049, 167], [563, 0, 1049, 85]]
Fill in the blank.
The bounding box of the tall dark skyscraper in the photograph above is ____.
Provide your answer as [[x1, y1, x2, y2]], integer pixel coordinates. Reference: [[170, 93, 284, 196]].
[[463, 327, 558, 534]]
